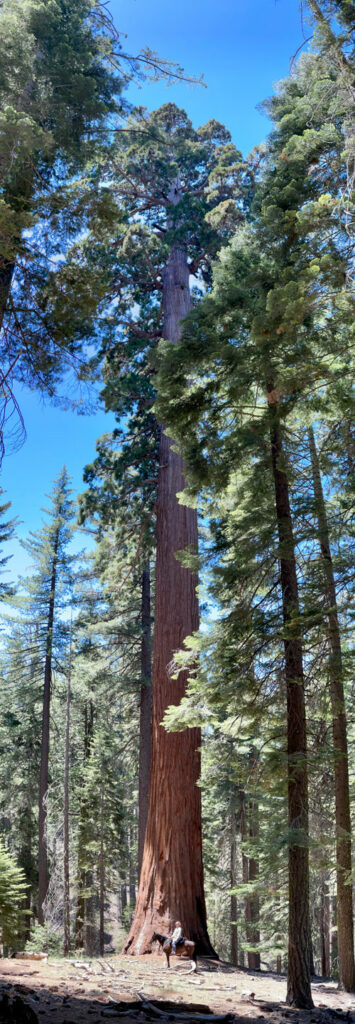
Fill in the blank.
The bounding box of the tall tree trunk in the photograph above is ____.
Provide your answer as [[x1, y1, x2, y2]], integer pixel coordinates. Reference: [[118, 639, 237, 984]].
[[230, 804, 238, 967], [321, 878, 330, 978], [124, 217, 213, 955], [38, 527, 60, 925], [241, 791, 260, 970], [248, 796, 260, 971], [269, 411, 313, 1008], [308, 426, 355, 991], [138, 563, 152, 880], [331, 894, 338, 977], [63, 617, 72, 956]]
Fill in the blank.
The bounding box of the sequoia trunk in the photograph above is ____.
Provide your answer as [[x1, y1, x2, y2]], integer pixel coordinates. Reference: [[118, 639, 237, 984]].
[[269, 413, 313, 1008], [124, 233, 213, 955], [138, 563, 152, 879], [308, 426, 355, 991]]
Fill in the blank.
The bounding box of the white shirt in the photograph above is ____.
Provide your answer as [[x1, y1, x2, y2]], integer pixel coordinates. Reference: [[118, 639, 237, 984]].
[[172, 926, 182, 942]]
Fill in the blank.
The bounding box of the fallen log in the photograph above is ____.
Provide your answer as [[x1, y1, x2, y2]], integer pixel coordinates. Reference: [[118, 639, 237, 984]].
[[14, 953, 47, 962]]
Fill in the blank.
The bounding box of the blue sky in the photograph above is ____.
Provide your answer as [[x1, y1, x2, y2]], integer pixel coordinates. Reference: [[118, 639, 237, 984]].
[[1, 0, 311, 580]]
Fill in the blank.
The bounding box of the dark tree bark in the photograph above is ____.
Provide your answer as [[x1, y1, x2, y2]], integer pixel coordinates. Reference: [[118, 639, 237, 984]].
[[321, 879, 330, 978], [331, 895, 338, 976], [308, 426, 355, 991], [63, 619, 72, 956], [138, 563, 152, 880], [248, 796, 260, 971], [241, 792, 260, 970], [269, 412, 313, 1009], [124, 200, 214, 955], [230, 804, 238, 967], [38, 526, 60, 925]]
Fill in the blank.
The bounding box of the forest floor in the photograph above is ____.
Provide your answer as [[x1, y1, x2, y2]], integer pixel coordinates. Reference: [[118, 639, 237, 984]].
[[1, 953, 355, 1024]]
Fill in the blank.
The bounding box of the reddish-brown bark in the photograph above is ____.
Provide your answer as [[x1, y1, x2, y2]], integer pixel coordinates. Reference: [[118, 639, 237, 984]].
[[138, 564, 152, 880], [124, 238, 213, 956]]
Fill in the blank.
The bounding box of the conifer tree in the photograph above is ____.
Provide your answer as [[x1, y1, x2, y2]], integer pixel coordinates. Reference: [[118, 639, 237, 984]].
[[0, 0, 120, 366], [80, 102, 250, 953], [20, 468, 76, 923]]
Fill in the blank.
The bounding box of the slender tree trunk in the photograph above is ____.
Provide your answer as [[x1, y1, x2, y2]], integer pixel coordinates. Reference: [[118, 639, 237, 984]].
[[38, 527, 60, 925], [248, 796, 260, 970], [230, 805, 238, 967], [138, 563, 152, 880], [241, 792, 260, 970], [124, 205, 213, 954], [308, 426, 355, 991], [331, 895, 338, 977], [63, 617, 72, 956], [269, 411, 313, 1008], [321, 879, 330, 978], [121, 883, 127, 918]]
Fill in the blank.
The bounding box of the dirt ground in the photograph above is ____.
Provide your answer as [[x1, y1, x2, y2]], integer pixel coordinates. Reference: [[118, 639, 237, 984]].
[[1, 953, 355, 1024]]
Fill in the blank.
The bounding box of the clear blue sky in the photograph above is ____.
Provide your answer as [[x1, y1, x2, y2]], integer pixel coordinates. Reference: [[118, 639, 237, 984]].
[[1, 0, 310, 580]]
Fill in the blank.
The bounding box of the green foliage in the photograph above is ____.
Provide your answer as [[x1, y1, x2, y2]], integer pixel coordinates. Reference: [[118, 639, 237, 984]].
[[25, 922, 61, 955], [0, 839, 27, 948]]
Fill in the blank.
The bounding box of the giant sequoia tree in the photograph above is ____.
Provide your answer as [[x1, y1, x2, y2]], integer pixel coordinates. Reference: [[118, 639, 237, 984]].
[[79, 103, 250, 953]]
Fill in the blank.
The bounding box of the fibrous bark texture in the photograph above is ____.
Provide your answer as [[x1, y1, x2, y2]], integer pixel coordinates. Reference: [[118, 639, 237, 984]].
[[124, 238, 213, 956], [270, 416, 313, 1009], [138, 564, 152, 880]]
